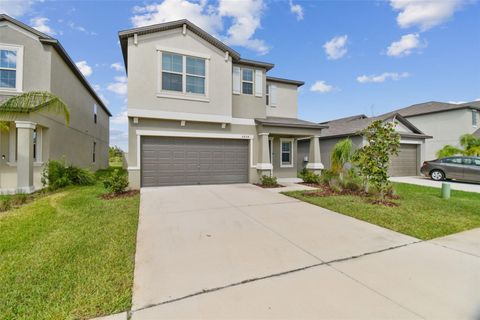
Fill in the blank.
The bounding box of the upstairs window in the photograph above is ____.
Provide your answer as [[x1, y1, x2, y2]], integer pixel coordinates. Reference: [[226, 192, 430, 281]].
[[472, 110, 478, 127], [94, 104, 98, 124], [241, 68, 253, 95], [266, 84, 277, 107], [92, 141, 96, 163], [0, 45, 23, 91], [161, 52, 206, 95]]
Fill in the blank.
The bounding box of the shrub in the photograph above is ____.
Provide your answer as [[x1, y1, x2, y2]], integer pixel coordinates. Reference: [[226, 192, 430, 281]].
[[260, 175, 278, 187], [42, 160, 95, 190], [301, 170, 321, 184], [320, 169, 338, 184], [328, 178, 343, 193], [0, 198, 12, 212], [11, 193, 29, 206], [103, 169, 129, 194]]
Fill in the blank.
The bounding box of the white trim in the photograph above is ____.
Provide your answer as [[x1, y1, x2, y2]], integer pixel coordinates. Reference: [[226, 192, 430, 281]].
[[280, 138, 294, 168], [231, 118, 256, 125], [232, 66, 241, 94], [135, 130, 255, 171], [156, 46, 211, 60], [256, 163, 273, 170], [241, 68, 254, 95], [306, 162, 324, 170], [15, 121, 36, 129], [255, 69, 263, 97], [128, 108, 231, 123], [0, 43, 24, 93], [156, 93, 210, 103], [400, 139, 422, 145], [128, 166, 140, 171]]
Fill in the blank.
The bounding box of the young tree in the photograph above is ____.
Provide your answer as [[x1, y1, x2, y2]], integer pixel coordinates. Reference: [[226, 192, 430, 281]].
[[353, 120, 400, 198], [331, 138, 353, 179]]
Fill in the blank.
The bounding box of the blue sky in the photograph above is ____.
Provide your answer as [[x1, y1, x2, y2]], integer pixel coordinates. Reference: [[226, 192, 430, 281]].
[[2, 0, 479, 150]]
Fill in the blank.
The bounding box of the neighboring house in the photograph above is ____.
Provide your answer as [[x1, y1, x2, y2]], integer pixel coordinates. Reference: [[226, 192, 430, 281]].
[[298, 113, 431, 176], [384, 101, 480, 161], [118, 20, 325, 188], [0, 15, 111, 194]]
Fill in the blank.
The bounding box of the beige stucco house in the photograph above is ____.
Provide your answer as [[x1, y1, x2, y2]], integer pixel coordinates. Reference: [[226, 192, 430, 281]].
[[298, 113, 431, 177], [387, 101, 480, 161], [0, 15, 111, 194], [119, 20, 325, 188]]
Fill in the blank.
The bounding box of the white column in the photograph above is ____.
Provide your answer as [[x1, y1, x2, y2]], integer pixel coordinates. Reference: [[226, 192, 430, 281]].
[[306, 135, 324, 174], [15, 121, 36, 194], [256, 133, 272, 170]]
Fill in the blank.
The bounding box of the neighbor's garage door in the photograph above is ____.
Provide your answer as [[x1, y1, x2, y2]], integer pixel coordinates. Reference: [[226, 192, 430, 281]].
[[389, 144, 418, 177], [141, 136, 249, 187]]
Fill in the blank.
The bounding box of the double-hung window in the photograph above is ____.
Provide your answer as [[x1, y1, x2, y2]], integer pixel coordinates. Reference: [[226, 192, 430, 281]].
[[161, 52, 206, 95], [0, 44, 23, 91], [241, 68, 253, 95], [472, 110, 478, 127], [280, 139, 293, 167]]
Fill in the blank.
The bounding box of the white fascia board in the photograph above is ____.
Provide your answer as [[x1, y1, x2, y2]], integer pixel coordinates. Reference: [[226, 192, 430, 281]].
[[136, 130, 253, 140], [128, 108, 232, 124], [400, 139, 422, 145]]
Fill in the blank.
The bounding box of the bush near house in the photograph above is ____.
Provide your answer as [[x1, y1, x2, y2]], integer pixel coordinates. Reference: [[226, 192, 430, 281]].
[[109, 146, 124, 167], [436, 134, 480, 158], [103, 169, 129, 195], [41, 160, 95, 191], [259, 175, 280, 188]]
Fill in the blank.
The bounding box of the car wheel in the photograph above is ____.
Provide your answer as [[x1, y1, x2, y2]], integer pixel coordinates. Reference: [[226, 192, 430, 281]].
[[431, 170, 445, 181]]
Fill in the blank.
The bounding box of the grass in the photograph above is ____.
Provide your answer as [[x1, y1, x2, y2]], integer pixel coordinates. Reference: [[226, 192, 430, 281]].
[[0, 182, 140, 319], [284, 182, 480, 240]]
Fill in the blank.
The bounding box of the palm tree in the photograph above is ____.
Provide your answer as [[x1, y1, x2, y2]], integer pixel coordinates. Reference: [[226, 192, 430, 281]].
[[331, 138, 353, 178], [436, 134, 480, 158], [0, 91, 70, 130]]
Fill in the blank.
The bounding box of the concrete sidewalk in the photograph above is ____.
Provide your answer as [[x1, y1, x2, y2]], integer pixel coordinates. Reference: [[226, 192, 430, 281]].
[[391, 176, 480, 193], [131, 184, 480, 319]]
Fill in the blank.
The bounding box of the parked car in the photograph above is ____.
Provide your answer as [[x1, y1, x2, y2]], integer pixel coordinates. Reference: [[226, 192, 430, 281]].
[[421, 156, 480, 182]]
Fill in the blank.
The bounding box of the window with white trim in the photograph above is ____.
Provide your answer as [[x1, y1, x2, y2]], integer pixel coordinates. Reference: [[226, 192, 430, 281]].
[[94, 104, 98, 124], [241, 68, 253, 95], [472, 110, 477, 127], [161, 52, 206, 95], [0, 44, 23, 91], [280, 139, 293, 167]]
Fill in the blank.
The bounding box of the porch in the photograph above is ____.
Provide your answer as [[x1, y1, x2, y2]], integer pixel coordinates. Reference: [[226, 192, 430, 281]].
[[0, 121, 45, 194], [255, 117, 326, 179]]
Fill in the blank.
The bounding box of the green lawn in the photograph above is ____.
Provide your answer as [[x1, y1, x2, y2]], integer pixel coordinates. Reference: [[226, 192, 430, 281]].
[[285, 183, 480, 240], [0, 183, 140, 320]]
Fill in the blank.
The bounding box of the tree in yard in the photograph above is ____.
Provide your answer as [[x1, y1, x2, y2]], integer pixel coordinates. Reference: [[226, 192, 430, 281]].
[[353, 120, 400, 198], [0, 91, 70, 129], [436, 134, 480, 158], [331, 138, 354, 179]]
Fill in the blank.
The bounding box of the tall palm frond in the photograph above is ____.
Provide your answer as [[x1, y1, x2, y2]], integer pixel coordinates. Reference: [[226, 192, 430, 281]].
[[331, 138, 353, 174], [0, 121, 9, 131], [459, 134, 480, 155], [436, 145, 463, 158], [0, 91, 70, 125]]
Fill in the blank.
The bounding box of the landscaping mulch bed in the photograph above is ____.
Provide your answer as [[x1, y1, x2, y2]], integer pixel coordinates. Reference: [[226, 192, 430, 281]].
[[302, 183, 399, 207], [101, 189, 139, 200], [253, 183, 285, 189]]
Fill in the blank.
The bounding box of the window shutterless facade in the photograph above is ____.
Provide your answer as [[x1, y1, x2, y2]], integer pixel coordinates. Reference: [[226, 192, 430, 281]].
[[280, 138, 293, 167], [241, 68, 253, 95], [0, 44, 23, 92], [160, 51, 206, 96]]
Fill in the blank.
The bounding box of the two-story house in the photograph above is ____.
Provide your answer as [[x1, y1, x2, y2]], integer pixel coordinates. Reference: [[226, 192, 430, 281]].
[[119, 20, 325, 188], [0, 15, 111, 194]]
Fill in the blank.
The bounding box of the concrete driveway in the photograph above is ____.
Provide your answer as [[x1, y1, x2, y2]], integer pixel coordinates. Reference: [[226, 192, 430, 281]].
[[391, 176, 480, 193], [131, 184, 480, 319]]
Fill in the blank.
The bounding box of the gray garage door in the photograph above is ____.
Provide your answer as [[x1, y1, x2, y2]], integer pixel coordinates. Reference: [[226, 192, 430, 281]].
[[141, 136, 249, 187], [389, 144, 418, 177]]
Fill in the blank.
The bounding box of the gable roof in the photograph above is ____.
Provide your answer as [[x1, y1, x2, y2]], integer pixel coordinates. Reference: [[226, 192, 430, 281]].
[[266, 76, 304, 87], [320, 113, 431, 140], [0, 14, 111, 116], [384, 100, 480, 118], [118, 19, 275, 71]]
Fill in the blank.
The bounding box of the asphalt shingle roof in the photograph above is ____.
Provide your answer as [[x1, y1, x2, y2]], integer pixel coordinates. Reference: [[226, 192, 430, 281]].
[[255, 117, 327, 129]]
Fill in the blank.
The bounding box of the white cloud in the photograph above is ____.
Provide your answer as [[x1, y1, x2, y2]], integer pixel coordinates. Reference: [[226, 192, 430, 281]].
[[75, 60, 93, 77], [110, 62, 125, 72], [387, 33, 424, 57], [390, 0, 465, 31], [0, 0, 38, 17], [356, 72, 410, 83], [112, 108, 128, 125], [289, 0, 304, 21], [67, 21, 97, 36], [107, 76, 128, 95], [30, 17, 57, 36], [310, 81, 334, 93], [131, 0, 269, 55], [110, 128, 128, 151], [448, 100, 466, 104], [323, 35, 348, 60]]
